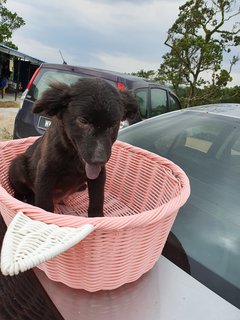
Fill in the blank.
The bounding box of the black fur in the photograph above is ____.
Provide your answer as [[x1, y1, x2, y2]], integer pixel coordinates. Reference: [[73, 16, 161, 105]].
[[8, 78, 138, 217]]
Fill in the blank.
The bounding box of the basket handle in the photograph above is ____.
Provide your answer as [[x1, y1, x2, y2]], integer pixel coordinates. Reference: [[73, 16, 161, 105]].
[[1, 211, 94, 276]]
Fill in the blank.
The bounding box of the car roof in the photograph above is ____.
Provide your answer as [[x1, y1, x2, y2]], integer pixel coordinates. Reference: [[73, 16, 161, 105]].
[[150, 103, 240, 121], [39, 62, 174, 92], [189, 103, 240, 119], [119, 103, 240, 132]]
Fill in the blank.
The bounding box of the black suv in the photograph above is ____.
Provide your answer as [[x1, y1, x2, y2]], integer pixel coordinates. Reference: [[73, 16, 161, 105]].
[[13, 63, 181, 138]]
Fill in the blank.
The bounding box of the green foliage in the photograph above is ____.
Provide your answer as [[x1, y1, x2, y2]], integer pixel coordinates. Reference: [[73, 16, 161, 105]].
[[131, 69, 156, 80], [176, 85, 240, 107], [157, 0, 240, 106], [0, 0, 25, 49]]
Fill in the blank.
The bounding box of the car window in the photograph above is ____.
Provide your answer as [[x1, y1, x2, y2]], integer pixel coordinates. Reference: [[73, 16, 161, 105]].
[[135, 89, 148, 119], [231, 138, 240, 155], [29, 69, 116, 101], [29, 70, 87, 101], [178, 123, 221, 153], [150, 88, 168, 116], [118, 111, 240, 307], [169, 93, 181, 111]]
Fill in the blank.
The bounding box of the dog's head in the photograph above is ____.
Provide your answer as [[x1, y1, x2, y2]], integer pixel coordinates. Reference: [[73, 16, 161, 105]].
[[33, 78, 138, 179]]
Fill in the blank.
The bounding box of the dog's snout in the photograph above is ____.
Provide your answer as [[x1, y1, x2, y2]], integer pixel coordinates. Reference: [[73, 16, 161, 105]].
[[87, 138, 112, 165], [91, 153, 109, 165]]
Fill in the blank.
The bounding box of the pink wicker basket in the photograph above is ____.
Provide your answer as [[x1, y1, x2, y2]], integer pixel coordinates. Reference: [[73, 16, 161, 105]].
[[0, 137, 190, 291]]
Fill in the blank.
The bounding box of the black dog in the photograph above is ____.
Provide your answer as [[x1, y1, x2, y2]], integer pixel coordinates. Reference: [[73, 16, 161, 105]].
[[8, 78, 138, 217]]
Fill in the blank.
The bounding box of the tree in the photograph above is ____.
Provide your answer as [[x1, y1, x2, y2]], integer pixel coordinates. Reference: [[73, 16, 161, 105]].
[[131, 69, 157, 80], [0, 0, 25, 49], [158, 0, 240, 107]]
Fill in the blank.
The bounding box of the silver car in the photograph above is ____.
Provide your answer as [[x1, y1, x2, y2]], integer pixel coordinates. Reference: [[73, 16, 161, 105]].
[[119, 103, 240, 309]]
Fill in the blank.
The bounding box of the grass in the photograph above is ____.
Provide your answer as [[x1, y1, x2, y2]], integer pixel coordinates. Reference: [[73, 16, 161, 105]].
[[0, 127, 13, 140], [0, 101, 20, 108]]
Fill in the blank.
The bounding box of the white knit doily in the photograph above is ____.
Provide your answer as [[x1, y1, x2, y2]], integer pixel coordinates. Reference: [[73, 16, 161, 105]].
[[1, 212, 94, 276]]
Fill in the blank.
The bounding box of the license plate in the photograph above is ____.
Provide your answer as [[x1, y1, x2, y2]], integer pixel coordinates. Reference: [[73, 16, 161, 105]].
[[37, 116, 52, 130]]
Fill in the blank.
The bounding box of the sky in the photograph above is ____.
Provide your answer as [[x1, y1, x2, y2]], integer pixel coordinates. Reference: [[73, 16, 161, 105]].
[[5, 0, 240, 86]]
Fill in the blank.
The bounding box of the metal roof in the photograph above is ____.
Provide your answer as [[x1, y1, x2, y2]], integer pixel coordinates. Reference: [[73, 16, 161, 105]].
[[0, 43, 44, 65]]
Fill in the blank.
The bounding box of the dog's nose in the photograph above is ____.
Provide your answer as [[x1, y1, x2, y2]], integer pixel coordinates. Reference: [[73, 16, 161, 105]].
[[89, 140, 111, 165], [91, 154, 108, 165]]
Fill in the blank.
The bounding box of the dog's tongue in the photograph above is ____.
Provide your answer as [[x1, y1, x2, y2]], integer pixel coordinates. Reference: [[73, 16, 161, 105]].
[[85, 163, 102, 180]]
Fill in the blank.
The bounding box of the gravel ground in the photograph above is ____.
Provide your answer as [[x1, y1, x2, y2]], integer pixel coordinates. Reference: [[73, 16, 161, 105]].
[[0, 108, 19, 140]]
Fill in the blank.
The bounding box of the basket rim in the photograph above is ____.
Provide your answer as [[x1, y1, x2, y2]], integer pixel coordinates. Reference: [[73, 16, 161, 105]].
[[0, 138, 190, 230]]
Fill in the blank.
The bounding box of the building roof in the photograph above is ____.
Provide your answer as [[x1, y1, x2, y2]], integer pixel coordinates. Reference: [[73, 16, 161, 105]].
[[0, 43, 44, 65]]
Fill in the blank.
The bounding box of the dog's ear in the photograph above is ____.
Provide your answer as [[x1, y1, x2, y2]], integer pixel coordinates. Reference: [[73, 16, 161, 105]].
[[119, 90, 138, 121], [33, 82, 70, 118]]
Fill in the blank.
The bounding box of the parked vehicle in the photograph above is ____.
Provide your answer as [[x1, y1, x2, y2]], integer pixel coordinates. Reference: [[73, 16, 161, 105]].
[[13, 63, 181, 138], [118, 103, 240, 309]]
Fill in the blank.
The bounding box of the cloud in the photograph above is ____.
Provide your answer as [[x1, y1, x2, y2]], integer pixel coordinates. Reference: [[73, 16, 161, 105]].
[[92, 52, 160, 72], [9, 0, 181, 38], [5, 0, 240, 85], [8, 0, 183, 70], [11, 35, 76, 64], [58, 0, 180, 35], [229, 71, 240, 87]]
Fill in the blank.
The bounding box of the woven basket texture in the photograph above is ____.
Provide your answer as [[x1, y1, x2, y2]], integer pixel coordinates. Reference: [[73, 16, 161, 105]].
[[0, 137, 190, 291]]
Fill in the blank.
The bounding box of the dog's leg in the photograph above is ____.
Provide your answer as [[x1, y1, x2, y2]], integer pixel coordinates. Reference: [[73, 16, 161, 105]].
[[87, 167, 106, 217], [15, 190, 35, 205], [8, 155, 35, 204], [35, 181, 55, 212], [34, 164, 56, 212]]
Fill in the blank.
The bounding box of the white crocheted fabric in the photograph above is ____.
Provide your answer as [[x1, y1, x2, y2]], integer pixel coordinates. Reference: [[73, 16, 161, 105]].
[[1, 212, 94, 276]]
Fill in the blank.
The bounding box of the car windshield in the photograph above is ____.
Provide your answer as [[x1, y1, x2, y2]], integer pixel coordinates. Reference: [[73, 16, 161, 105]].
[[118, 110, 240, 307]]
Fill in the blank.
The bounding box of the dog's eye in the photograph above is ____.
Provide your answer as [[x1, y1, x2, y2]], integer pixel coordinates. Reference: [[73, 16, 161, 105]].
[[77, 117, 89, 126]]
